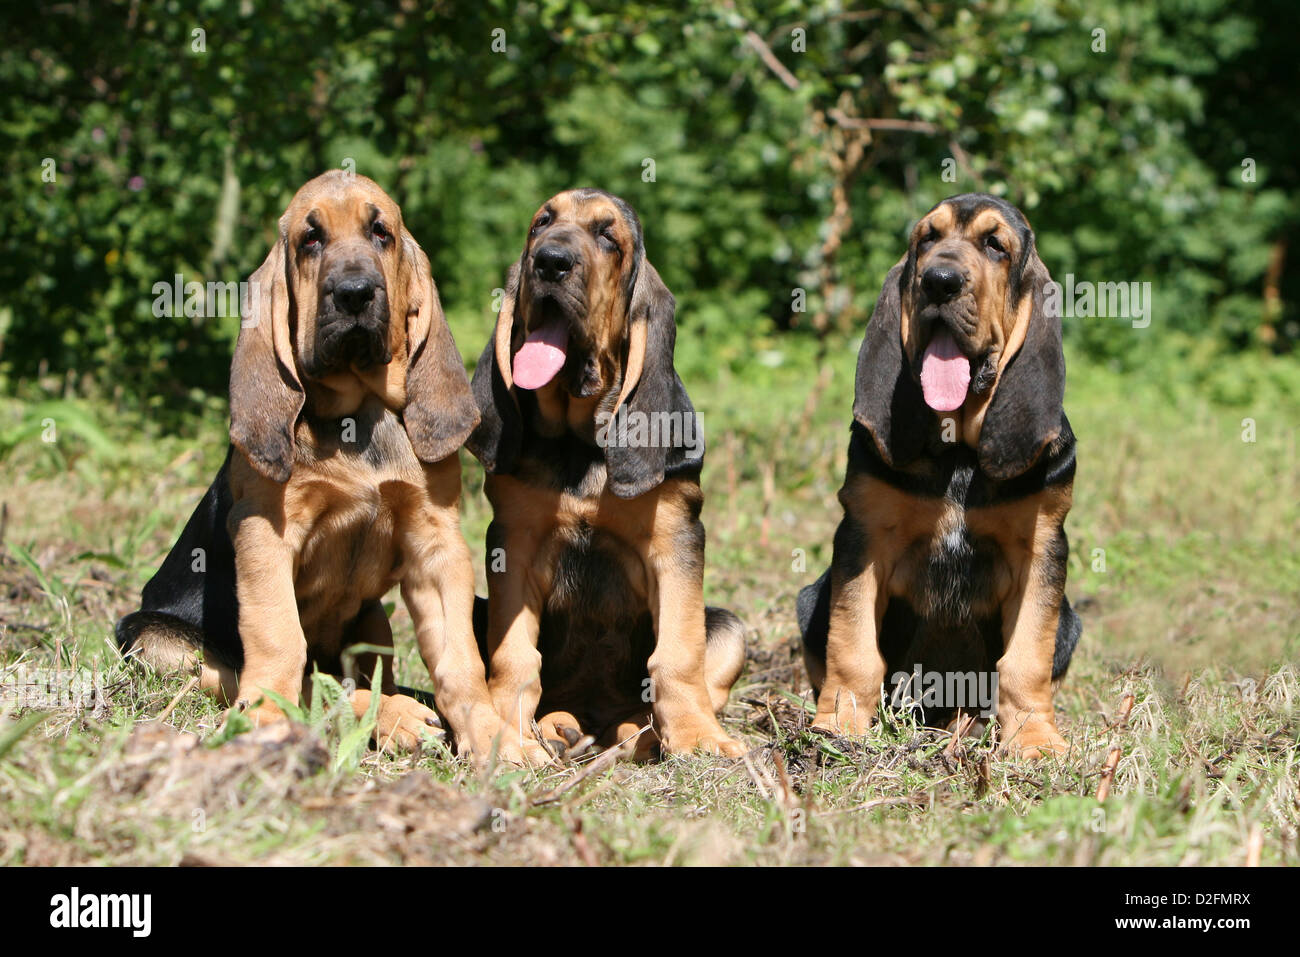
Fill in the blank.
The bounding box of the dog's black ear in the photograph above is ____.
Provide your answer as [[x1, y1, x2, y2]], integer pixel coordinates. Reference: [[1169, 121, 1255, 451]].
[[400, 230, 480, 464], [978, 245, 1065, 479], [465, 260, 524, 474], [605, 260, 702, 499], [229, 229, 304, 482], [852, 260, 928, 467]]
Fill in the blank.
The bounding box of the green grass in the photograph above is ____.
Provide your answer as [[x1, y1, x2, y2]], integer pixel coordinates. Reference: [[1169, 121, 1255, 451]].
[[1, 335, 1297, 865]]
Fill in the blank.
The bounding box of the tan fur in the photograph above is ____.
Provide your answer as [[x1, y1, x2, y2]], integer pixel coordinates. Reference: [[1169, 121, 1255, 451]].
[[179, 173, 508, 760]]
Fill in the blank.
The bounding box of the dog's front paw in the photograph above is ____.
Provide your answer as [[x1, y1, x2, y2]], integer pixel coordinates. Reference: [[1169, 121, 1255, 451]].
[[999, 712, 1068, 760], [811, 700, 876, 737], [452, 706, 553, 768], [659, 717, 745, 758], [374, 694, 444, 753], [491, 729, 555, 768], [1004, 726, 1069, 760], [231, 695, 288, 729]]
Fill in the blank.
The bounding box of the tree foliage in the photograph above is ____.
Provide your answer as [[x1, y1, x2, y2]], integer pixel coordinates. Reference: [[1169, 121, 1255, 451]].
[[1, 0, 1294, 414]]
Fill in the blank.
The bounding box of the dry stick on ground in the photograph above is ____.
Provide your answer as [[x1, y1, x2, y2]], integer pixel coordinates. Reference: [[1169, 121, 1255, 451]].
[[1103, 693, 1136, 732], [771, 750, 797, 809], [530, 727, 648, 807], [154, 674, 200, 725], [944, 713, 977, 758], [824, 794, 929, 816], [758, 459, 776, 547], [1096, 746, 1122, 803]]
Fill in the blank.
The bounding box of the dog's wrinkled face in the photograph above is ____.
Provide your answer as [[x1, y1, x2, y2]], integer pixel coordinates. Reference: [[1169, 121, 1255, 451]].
[[901, 194, 1038, 413], [281, 173, 409, 379], [511, 188, 643, 397]]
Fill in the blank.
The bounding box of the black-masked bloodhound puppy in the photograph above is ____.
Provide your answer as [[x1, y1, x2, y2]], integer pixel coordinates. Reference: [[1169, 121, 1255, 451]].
[[798, 193, 1082, 759], [116, 171, 518, 761], [466, 188, 746, 763]]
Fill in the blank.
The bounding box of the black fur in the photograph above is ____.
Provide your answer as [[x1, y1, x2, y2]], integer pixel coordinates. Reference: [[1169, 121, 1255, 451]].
[[115, 448, 243, 672]]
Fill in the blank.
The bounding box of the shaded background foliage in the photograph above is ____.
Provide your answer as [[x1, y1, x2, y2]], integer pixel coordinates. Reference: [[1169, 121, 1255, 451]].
[[1, 0, 1295, 419]]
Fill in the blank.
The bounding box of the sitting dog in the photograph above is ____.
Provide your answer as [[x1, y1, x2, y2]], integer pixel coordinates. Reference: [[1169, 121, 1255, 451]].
[[465, 188, 746, 762], [116, 171, 517, 761], [798, 193, 1082, 758]]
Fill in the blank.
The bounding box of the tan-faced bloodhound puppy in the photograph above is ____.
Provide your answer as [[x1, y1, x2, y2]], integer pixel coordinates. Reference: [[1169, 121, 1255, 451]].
[[465, 188, 746, 763], [116, 171, 517, 761], [798, 193, 1081, 759]]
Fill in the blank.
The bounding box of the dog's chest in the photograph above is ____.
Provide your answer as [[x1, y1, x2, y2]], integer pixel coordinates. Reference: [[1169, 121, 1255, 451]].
[[882, 464, 1016, 625], [290, 406, 423, 603], [545, 516, 648, 615]]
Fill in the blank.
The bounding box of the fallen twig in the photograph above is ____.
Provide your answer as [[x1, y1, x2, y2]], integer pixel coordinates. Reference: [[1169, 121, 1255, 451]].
[[1105, 694, 1135, 731], [154, 674, 200, 725], [530, 726, 647, 806], [1095, 746, 1122, 803]]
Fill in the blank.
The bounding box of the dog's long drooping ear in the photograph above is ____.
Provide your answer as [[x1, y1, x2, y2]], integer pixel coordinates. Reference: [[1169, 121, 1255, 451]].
[[852, 260, 928, 468], [606, 260, 701, 499], [229, 231, 304, 483], [466, 260, 523, 474], [400, 230, 480, 463], [977, 245, 1065, 480]]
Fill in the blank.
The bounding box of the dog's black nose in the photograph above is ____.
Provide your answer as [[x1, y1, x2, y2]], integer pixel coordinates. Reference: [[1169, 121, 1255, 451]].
[[333, 277, 376, 314], [922, 265, 965, 304], [533, 245, 575, 282]]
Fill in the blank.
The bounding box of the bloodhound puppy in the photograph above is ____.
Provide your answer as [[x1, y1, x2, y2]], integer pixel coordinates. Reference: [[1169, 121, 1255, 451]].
[[466, 188, 746, 763], [798, 193, 1082, 759], [116, 171, 516, 761]]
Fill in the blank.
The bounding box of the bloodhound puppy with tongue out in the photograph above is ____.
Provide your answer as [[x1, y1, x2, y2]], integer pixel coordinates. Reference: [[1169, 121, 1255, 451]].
[[798, 193, 1082, 759], [466, 188, 746, 764]]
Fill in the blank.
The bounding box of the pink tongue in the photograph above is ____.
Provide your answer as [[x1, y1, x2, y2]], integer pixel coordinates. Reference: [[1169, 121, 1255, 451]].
[[512, 319, 569, 390], [920, 330, 971, 412]]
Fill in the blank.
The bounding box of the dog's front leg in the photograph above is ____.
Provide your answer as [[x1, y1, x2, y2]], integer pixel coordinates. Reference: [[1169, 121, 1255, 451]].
[[397, 460, 540, 764], [631, 491, 744, 758], [228, 499, 307, 726], [996, 516, 1071, 760], [812, 513, 889, 736], [482, 518, 551, 765]]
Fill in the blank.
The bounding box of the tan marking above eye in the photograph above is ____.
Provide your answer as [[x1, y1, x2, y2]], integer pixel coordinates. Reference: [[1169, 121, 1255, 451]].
[[915, 218, 943, 251], [966, 210, 1009, 242], [928, 203, 956, 233]]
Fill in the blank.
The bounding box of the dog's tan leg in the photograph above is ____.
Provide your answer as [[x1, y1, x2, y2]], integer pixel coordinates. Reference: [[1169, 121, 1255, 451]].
[[628, 490, 743, 758], [483, 524, 551, 765], [227, 499, 308, 727], [812, 550, 888, 736], [395, 459, 540, 765], [976, 490, 1072, 760], [996, 559, 1068, 759]]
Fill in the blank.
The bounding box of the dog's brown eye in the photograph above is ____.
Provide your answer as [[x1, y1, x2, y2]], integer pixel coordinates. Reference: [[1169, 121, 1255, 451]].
[[920, 227, 939, 250], [371, 221, 391, 244], [530, 213, 550, 236], [598, 228, 619, 252], [302, 228, 324, 252], [985, 233, 1005, 257]]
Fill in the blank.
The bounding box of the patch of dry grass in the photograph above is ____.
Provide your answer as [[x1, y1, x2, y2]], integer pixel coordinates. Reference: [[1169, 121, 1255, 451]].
[[1, 345, 1297, 865]]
